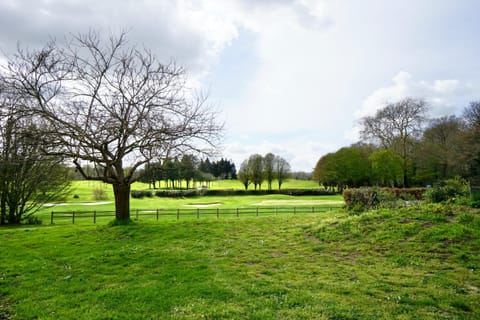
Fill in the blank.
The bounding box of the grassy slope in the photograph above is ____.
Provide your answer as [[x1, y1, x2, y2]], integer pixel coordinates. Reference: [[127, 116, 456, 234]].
[[1, 204, 479, 319]]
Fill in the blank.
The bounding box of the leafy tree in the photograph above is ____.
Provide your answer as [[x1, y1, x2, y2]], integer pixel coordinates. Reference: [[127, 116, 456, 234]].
[[3, 31, 221, 221], [369, 149, 403, 187], [249, 154, 264, 190], [180, 155, 197, 189], [238, 159, 251, 190], [360, 97, 428, 187]]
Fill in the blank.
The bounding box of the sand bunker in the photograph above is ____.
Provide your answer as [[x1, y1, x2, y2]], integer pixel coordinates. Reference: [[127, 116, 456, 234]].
[[183, 203, 222, 208], [253, 200, 344, 206]]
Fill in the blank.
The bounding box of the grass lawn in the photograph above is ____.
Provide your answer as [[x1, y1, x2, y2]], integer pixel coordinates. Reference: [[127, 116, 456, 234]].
[[36, 180, 342, 224], [1, 204, 479, 319]]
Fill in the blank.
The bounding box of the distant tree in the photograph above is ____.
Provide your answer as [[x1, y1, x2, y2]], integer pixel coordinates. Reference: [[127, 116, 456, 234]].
[[249, 154, 264, 190], [274, 155, 290, 189], [237, 159, 251, 190], [414, 116, 465, 183], [313, 153, 338, 190], [462, 101, 480, 184], [180, 155, 197, 189], [3, 31, 222, 221], [263, 153, 275, 190], [360, 97, 428, 187], [369, 149, 403, 187]]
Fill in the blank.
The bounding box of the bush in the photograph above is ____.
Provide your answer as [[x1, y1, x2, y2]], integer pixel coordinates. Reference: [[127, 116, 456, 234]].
[[471, 187, 480, 208], [93, 188, 108, 200], [131, 190, 153, 199], [343, 188, 382, 212], [424, 178, 470, 203]]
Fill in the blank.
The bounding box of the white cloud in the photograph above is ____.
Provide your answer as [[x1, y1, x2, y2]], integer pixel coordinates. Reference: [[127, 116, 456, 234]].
[[347, 71, 479, 142]]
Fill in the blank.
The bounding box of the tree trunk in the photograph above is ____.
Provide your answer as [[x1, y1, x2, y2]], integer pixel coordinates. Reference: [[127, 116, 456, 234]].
[[113, 182, 131, 221]]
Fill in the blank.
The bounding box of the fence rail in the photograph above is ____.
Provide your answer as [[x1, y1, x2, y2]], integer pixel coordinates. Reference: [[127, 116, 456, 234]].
[[50, 206, 342, 224]]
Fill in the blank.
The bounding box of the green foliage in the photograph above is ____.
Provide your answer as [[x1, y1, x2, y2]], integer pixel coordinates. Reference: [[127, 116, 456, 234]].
[[131, 190, 154, 199], [152, 188, 335, 198], [424, 177, 471, 203]]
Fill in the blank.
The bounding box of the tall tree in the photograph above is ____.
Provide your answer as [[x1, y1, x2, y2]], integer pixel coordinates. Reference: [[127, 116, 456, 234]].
[[263, 153, 275, 190], [237, 159, 251, 190], [3, 31, 221, 221], [360, 97, 427, 187], [274, 155, 290, 189], [415, 116, 465, 182], [462, 101, 480, 184], [249, 154, 264, 190], [369, 149, 403, 187]]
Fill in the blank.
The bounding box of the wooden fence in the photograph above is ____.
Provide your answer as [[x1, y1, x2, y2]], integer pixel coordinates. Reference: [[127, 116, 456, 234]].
[[50, 206, 342, 224]]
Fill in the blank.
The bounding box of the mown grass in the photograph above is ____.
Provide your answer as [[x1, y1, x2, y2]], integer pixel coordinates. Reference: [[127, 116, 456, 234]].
[[1, 204, 479, 319]]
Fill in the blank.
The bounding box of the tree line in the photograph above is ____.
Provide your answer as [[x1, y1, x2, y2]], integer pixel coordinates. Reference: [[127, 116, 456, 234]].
[[313, 98, 480, 191], [237, 153, 291, 190], [137, 156, 236, 189]]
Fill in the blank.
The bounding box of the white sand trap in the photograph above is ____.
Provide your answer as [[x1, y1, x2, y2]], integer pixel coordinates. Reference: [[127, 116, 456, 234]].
[[184, 203, 222, 208], [43, 201, 113, 207], [253, 200, 344, 206]]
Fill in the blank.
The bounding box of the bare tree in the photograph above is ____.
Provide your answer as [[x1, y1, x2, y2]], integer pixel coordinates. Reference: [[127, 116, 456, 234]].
[[3, 31, 222, 221], [0, 92, 71, 224], [237, 159, 251, 190], [360, 97, 427, 187], [274, 155, 290, 189], [263, 153, 275, 190]]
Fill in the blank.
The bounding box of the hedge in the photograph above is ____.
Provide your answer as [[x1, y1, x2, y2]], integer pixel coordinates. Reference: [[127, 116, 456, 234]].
[[133, 188, 336, 198]]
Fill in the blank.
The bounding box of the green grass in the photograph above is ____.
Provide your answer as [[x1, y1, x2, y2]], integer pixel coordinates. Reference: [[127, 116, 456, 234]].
[[1, 204, 479, 319], [37, 180, 342, 224]]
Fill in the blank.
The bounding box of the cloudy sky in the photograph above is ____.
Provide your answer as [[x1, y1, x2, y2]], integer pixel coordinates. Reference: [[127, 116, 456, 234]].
[[1, 0, 479, 171]]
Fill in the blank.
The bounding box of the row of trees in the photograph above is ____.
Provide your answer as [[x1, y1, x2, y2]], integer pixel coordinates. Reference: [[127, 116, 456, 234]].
[[237, 153, 291, 190], [0, 31, 222, 222], [138, 156, 236, 189], [313, 98, 480, 190]]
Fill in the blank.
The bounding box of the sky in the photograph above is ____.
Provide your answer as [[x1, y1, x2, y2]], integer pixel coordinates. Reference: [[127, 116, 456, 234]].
[[1, 0, 479, 171]]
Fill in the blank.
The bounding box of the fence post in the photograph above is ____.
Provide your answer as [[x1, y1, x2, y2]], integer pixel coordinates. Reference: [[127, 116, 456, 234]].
[[312, 207, 314, 213], [51, 211, 54, 224], [94, 210, 96, 224], [156, 209, 159, 221], [275, 207, 278, 215], [294, 207, 296, 214], [72, 211, 75, 224], [236, 208, 239, 217], [197, 208, 199, 219], [256, 207, 258, 216], [217, 208, 219, 218], [177, 209, 180, 220]]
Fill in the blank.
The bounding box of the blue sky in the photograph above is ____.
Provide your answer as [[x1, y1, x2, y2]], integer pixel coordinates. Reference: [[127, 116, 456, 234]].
[[1, 0, 479, 171]]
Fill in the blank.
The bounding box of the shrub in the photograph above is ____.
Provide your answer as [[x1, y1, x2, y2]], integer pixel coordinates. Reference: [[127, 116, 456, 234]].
[[424, 178, 470, 203], [131, 190, 153, 198], [73, 194, 79, 199], [93, 188, 108, 200], [343, 188, 381, 212]]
